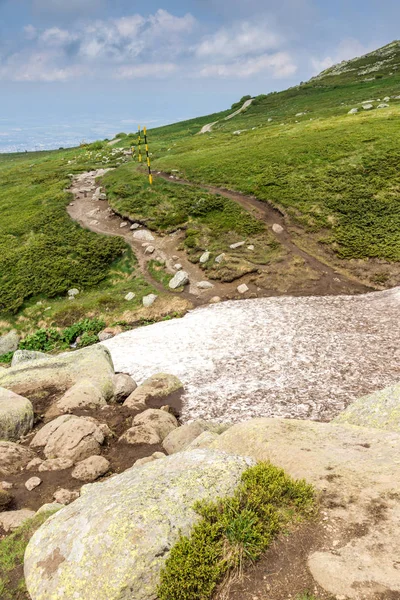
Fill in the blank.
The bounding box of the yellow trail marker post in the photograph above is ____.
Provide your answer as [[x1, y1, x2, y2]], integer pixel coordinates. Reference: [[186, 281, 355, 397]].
[[143, 126, 153, 185], [138, 126, 142, 162]]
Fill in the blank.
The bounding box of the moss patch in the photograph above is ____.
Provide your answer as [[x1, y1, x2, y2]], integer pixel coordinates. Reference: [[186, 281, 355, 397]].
[[158, 462, 315, 600]]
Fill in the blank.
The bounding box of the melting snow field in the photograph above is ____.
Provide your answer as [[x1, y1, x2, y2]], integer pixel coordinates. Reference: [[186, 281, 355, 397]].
[[103, 289, 400, 423]]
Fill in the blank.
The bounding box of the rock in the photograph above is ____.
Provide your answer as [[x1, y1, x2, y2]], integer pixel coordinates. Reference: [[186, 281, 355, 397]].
[[53, 488, 80, 505], [44, 416, 104, 463], [348, 108, 358, 114], [152, 451, 166, 459], [185, 430, 220, 451], [0, 330, 20, 355], [0, 345, 115, 402], [163, 420, 208, 454], [334, 383, 400, 432], [211, 418, 400, 600], [230, 241, 245, 249], [199, 251, 210, 264], [134, 456, 154, 467], [0, 441, 36, 476], [98, 193, 107, 201], [133, 409, 178, 441], [25, 449, 253, 600], [362, 103, 374, 110], [125, 292, 136, 301], [144, 245, 155, 255], [133, 230, 155, 242], [377, 103, 389, 109], [142, 294, 158, 308], [173, 263, 182, 270], [130, 223, 140, 230], [36, 503, 64, 516], [296, 112, 307, 116], [169, 270, 189, 289], [53, 380, 107, 415], [209, 296, 222, 303], [27, 458, 43, 471], [272, 223, 284, 234], [215, 253, 225, 263], [268, 118, 273, 122], [71, 456, 110, 482], [11, 350, 48, 367], [0, 481, 13, 490], [247, 245, 255, 250], [98, 331, 114, 342], [124, 373, 183, 412], [30, 415, 75, 449], [119, 423, 161, 446], [25, 477, 41, 491], [0, 509, 35, 532], [82, 417, 112, 439], [237, 284, 249, 294], [113, 373, 137, 403], [383, 96, 390, 102], [0, 489, 12, 510], [39, 458, 74, 472], [197, 281, 214, 289], [0, 387, 34, 441], [120, 222, 128, 228], [67, 289, 79, 297]]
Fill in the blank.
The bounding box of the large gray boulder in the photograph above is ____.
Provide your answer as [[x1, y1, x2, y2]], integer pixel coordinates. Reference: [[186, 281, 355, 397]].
[[0, 330, 20, 355], [0, 345, 115, 401], [24, 449, 253, 600], [168, 270, 189, 289], [43, 416, 105, 463], [11, 350, 48, 367], [211, 418, 400, 599], [49, 380, 107, 418], [0, 387, 34, 441], [0, 441, 36, 476], [124, 373, 183, 412], [334, 382, 400, 432]]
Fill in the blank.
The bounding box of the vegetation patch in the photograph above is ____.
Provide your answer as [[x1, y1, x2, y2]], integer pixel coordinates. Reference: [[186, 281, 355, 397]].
[[0, 511, 57, 600], [158, 462, 315, 600]]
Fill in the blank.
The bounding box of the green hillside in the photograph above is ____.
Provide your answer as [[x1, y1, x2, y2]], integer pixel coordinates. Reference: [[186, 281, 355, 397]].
[[1, 41, 399, 343]]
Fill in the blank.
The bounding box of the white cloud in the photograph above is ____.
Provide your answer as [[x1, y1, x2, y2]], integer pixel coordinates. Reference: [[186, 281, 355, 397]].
[[199, 52, 297, 79], [195, 22, 282, 60], [24, 25, 37, 40], [311, 38, 373, 74], [0, 52, 87, 82], [40, 27, 76, 46], [115, 63, 178, 79]]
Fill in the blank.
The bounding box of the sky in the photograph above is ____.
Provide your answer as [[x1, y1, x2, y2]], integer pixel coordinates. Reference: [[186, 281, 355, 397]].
[[0, 0, 400, 152]]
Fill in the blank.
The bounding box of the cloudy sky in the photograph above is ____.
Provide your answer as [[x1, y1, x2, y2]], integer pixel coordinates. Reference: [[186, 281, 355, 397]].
[[0, 0, 399, 151]]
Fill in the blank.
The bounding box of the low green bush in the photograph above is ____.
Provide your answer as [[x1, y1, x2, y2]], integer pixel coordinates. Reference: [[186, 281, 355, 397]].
[[0, 352, 14, 364], [158, 462, 315, 600], [19, 317, 106, 352]]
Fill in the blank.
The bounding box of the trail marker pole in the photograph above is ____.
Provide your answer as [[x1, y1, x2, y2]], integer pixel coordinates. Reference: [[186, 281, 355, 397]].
[[143, 127, 153, 185], [138, 126, 142, 162]]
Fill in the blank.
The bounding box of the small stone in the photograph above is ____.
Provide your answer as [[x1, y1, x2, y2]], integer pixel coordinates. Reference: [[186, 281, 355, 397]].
[[72, 456, 110, 482], [0, 481, 13, 490], [25, 477, 41, 491], [197, 281, 214, 289], [237, 284, 249, 294], [362, 103, 374, 110], [215, 253, 225, 264], [134, 456, 155, 467], [133, 230, 155, 242], [348, 108, 358, 114], [169, 271, 189, 289], [98, 331, 114, 342], [98, 193, 107, 200], [53, 488, 80, 505], [120, 222, 128, 228], [173, 263, 182, 270], [199, 251, 210, 264], [209, 296, 221, 304], [143, 294, 158, 308], [125, 292, 136, 301], [113, 373, 137, 403], [230, 242, 245, 249], [272, 223, 284, 234], [377, 103, 389, 109], [144, 246, 155, 255], [67, 289, 79, 297], [130, 223, 140, 230], [152, 451, 166, 460]]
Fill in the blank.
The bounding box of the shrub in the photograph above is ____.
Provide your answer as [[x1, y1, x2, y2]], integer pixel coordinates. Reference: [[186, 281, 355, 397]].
[[19, 328, 63, 352], [158, 462, 315, 600], [115, 132, 127, 138], [0, 352, 13, 364], [88, 141, 105, 150]]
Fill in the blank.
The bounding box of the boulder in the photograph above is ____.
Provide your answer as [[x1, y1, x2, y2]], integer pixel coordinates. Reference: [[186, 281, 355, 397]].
[[163, 420, 208, 454], [53, 489, 79, 505], [334, 382, 400, 432], [142, 294, 158, 308], [211, 418, 400, 599], [30, 415, 75, 449], [133, 409, 178, 441], [25, 449, 253, 600], [0, 387, 34, 441], [44, 416, 104, 463], [39, 458, 74, 472], [0, 345, 115, 402], [133, 230, 155, 242], [71, 456, 110, 482], [169, 270, 189, 289], [113, 373, 137, 403], [377, 103, 389, 109], [119, 423, 161, 446], [0, 330, 20, 355], [1, 509, 35, 532], [124, 373, 183, 413], [52, 380, 107, 415], [185, 430, 220, 451], [0, 441, 36, 476], [363, 103, 374, 110], [11, 350, 48, 367]]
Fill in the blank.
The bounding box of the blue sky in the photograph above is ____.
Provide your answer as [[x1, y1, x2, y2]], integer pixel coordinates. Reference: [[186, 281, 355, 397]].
[[0, 0, 399, 151]]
